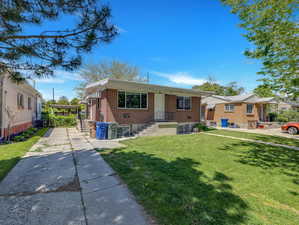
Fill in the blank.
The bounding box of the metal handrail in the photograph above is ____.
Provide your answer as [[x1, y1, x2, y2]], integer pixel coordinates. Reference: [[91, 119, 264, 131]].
[[154, 111, 175, 121]]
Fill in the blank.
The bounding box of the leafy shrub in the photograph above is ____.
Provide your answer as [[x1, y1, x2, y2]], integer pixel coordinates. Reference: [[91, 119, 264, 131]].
[[268, 112, 278, 122], [27, 127, 37, 133], [48, 114, 77, 127], [196, 123, 215, 132], [13, 135, 26, 142], [12, 127, 39, 142], [277, 110, 299, 122]]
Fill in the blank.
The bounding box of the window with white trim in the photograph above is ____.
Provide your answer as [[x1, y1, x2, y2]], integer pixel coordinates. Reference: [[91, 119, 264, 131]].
[[176, 96, 191, 110], [118, 91, 148, 109], [225, 104, 234, 112], [246, 104, 254, 114]]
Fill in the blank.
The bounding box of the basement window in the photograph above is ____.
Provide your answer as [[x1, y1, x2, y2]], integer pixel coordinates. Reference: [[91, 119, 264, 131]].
[[118, 91, 148, 109]]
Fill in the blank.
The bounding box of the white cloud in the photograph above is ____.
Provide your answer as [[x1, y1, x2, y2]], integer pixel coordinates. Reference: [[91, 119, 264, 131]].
[[115, 26, 127, 33], [55, 70, 83, 81], [152, 71, 207, 86], [35, 77, 65, 84], [32, 70, 82, 84]]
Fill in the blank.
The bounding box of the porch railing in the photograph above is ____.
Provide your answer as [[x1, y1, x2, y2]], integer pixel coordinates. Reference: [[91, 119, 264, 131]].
[[154, 112, 175, 122]]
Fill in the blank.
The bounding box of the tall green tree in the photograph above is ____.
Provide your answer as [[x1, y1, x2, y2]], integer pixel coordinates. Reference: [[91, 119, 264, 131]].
[[70, 98, 80, 105], [193, 78, 244, 96], [221, 0, 299, 97], [0, 0, 117, 81], [57, 96, 69, 105], [193, 77, 226, 95], [223, 82, 244, 96], [253, 84, 275, 97], [75, 60, 144, 97]]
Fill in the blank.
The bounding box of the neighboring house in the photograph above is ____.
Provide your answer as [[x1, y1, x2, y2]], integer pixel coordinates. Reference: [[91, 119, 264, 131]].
[[277, 101, 299, 112], [0, 74, 42, 139], [201, 94, 276, 128], [84, 78, 211, 132]]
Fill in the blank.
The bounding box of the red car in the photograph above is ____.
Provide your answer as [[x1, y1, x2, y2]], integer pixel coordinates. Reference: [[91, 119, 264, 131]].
[[281, 122, 299, 135]]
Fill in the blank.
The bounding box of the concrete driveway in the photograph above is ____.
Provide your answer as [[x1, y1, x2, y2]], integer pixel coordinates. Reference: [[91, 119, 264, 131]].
[[0, 128, 150, 225], [219, 127, 299, 139]]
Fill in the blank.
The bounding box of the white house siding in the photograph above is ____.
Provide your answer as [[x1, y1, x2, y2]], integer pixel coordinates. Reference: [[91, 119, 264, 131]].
[[1, 74, 42, 138]]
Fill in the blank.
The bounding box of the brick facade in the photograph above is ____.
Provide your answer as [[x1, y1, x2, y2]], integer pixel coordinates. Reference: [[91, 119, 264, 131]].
[[102, 89, 155, 124], [92, 89, 201, 125], [206, 103, 264, 128], [165, 94, 200, 123]]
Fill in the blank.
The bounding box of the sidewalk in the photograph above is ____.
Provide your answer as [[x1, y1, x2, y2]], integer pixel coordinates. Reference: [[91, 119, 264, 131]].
[[0, 128, 150, 225]]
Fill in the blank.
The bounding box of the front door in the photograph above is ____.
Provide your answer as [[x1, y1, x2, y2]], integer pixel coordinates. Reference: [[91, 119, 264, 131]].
[[154, 94, 165, 121]]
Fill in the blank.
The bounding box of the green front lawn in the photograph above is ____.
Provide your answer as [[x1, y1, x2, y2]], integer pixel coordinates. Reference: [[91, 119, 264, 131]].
[[0, 128, 48, 181], [102, 134, 299, 225], [207, 129, 299, 147]]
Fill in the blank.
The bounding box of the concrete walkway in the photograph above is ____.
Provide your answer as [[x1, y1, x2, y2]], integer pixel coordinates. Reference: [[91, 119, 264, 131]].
[[0, 128, 150, 225], [203, 132, 299, 151]]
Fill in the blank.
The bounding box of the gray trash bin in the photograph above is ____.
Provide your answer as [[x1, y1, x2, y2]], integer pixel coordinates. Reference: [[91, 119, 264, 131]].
[[107, 123, 118, 139]]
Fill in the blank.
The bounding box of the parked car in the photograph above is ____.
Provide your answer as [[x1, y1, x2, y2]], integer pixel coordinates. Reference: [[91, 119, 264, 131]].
[[281, 122, 299, 135]]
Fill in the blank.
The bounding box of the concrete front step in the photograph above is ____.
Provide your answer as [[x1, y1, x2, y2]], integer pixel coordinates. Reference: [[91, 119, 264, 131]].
[[137, 122, 178, 137]]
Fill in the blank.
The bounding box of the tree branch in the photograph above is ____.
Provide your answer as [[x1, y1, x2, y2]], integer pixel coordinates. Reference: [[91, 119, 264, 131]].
[[1, 27, 93, 40]]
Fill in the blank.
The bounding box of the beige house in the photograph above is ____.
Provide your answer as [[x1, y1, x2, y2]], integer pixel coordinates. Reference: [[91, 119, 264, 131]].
[[277, 101, 299, 112], [201, 94, 276, 128], [0, 74, 42, 139]]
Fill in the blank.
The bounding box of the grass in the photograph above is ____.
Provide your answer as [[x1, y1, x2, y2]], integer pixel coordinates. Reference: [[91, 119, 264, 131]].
[[206, 129, 299, 147], [0, 128, 48, 181], [101, 134, 299, 225]]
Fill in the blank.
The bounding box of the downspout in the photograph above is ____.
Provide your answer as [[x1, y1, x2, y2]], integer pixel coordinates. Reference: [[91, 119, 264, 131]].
[[199, 97, 201, 122], [0, 75, 5, 138]]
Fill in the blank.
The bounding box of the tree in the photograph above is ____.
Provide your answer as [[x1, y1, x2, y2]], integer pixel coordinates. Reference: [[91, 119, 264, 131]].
[[5, 106, 16, 142], [70, 98, 80, 105], [221, 0, 299, 97], [193, 77, 244, 96], [0, 0, 118, 82], [57, 96, 69, 105], [192, 77, 226, 95], [75, 60, 144, 97], [253, 84, 275, 97], [223, 82, 244, 96]]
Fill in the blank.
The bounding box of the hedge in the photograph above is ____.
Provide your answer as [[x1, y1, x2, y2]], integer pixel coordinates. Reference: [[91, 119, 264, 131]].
[[48, 114, 77, 127]]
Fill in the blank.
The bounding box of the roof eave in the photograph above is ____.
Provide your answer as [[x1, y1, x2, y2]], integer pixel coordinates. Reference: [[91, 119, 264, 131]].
[[85, 78, 213, 97]]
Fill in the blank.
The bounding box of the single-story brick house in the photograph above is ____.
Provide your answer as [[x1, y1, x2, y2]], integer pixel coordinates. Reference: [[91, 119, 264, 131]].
[[84, 79, 211, 132], [201, 94, 276, 128], [277, 101, 299, 112], [0, 73, 42, 139]]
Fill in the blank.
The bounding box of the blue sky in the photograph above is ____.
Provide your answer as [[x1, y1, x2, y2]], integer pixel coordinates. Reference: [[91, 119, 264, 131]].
[[34, 0, 262, 100]]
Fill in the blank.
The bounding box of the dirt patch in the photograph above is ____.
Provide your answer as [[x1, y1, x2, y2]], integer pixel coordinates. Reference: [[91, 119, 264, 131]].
[[55, 176, 81, 192], [263, 201, 299, 215], [250, 193, 299, 215], [0, 177, 81, 197]]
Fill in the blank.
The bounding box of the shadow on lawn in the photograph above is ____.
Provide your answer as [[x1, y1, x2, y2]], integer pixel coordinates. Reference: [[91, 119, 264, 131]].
[[102, 149, 248, 225], [219, 141, 299, 185]]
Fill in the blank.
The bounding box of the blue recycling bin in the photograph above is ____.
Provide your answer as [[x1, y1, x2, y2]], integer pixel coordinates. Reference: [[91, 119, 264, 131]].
[[221, 118, 229, 128], [96, 122, 109, 140]]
